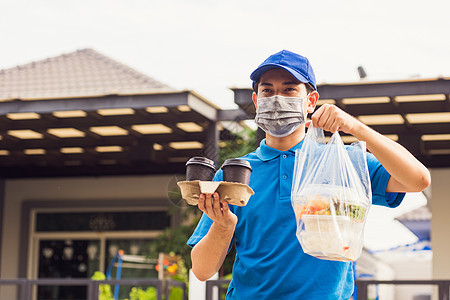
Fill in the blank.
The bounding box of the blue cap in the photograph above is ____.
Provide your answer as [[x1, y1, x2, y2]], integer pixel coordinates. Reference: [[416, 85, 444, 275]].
[[250, 50, 317, 91]]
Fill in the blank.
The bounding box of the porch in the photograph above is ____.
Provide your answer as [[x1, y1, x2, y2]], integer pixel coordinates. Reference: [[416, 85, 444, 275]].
[[204, 279, 450, 300], [2, 278, 448, 300], [0, 278, 186, 300]]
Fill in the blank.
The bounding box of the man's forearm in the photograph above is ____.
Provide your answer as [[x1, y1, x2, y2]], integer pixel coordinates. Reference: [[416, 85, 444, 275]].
[[191, 222, 236, 281], [351, 122, 431, 192]]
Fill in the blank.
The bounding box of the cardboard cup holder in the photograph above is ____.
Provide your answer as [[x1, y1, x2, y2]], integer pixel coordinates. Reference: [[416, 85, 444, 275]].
[[177, 180, 254, 206]]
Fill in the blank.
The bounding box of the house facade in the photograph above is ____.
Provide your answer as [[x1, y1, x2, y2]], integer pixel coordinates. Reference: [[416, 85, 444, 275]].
[[0, 49, 242, 299], [0, 49, 449, 299]]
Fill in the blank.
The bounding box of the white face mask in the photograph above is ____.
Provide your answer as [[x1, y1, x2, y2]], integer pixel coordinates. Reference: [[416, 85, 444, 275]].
[[255, 94, 308, 137]]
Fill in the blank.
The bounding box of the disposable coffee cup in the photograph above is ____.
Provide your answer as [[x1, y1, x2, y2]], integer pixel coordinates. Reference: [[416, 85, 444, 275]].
[[221, 159, 252, 185], [186, 157, 216, 181]]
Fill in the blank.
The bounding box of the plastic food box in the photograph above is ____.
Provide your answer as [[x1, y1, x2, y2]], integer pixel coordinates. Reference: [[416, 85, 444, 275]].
[[301, 215, 351, 233], [298, 231, 364, 261], [292, 185, 370, 261]]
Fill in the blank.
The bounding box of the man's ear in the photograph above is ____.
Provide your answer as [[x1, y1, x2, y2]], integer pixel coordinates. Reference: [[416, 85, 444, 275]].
[[252, 92, 257, 108], [306, 91, 319, 113]]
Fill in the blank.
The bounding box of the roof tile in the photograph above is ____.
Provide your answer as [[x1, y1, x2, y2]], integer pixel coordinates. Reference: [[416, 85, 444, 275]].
[[0, 48, 174, 100]]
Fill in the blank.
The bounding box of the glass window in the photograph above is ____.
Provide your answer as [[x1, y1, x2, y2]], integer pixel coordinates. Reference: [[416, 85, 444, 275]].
[[32, 209, 170, 299], [36, 211, 170, 232], [37, 239, 100, 299]]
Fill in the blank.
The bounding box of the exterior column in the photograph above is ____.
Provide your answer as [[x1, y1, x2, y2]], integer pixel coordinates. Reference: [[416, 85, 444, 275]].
[[430, 168, 450, 279], [205, 121, 219, 166], [0, 178, 4, 275]]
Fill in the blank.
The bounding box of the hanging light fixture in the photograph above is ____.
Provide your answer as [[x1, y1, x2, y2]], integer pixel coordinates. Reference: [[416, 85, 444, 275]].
[[42, 247, 54, 259], [63, 246, 74, 260], [87, 243, 98, 260]]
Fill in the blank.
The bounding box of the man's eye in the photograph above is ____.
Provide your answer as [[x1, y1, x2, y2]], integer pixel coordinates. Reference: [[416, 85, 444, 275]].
[[285, 88, 296, 92], [261, 88, 272, 93]]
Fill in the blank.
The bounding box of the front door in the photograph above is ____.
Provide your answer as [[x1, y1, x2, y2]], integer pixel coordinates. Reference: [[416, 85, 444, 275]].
[[29, 209, 170, 300]]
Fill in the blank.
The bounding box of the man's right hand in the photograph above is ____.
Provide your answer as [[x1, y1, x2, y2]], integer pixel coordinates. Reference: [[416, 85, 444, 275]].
[[192, 192, 238, 281], [198, 192, 238, 230]]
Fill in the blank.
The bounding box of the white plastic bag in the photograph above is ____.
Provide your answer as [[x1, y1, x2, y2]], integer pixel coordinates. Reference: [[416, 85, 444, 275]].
[[291, 125, 372, 261]]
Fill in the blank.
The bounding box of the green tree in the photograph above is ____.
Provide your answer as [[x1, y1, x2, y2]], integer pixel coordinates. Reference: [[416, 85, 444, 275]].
[[219, 127, 257, 165], [129, 286, 157, 300], [217, 127, 257, 275], [149, 126, 257, 279], [148, 209, 200, 271], [91, 271, 113, 300]]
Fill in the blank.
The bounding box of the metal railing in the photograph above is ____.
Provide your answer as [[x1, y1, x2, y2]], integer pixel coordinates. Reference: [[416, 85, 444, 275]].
[[356, 279, 450, 300], [0, 278, 186, 300], [3, 278, 448, 299], [166, 279, 188, 300], [205, 279, 450, 300], [205, 279, 230, 300]]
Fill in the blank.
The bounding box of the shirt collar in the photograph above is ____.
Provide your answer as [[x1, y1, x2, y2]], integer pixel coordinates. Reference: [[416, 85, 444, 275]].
[[256, 138, 304, 162]]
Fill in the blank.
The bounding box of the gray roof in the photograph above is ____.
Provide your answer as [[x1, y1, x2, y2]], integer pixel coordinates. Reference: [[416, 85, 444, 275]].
[[396, 205, 431, 222], [0, 48, 174, 101]]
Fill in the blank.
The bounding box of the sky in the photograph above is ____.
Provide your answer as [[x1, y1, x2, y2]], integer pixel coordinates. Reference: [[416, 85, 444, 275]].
[[1, 0, 449, 109], [0, 0, 441, 251]]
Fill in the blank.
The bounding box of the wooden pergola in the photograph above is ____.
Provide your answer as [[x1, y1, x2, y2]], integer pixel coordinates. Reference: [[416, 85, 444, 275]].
[[232, 77, 450, 168], [0, 91, 238, 177], [0, 49, 249, 178], [1, 48, 449, 178]]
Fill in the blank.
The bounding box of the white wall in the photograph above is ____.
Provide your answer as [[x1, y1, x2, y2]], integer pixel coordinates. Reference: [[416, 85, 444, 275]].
[[0, 174, 174, 298], [430, 168, 450, 280], [430, 168, 450, 300], [357, 250, 395, 300]]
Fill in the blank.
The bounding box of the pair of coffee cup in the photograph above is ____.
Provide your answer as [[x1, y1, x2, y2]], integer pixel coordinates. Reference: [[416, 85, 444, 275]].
[[185, 156, 252, 185]]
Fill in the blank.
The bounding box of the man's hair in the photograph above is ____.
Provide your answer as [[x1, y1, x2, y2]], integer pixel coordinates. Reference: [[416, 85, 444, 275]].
[[304, 82, 315, 94], [254, 81, 315, 94]]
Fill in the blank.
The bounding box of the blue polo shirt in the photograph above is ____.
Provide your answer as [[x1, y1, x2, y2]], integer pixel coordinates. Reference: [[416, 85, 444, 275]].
[[188, 139, 405, 299]]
